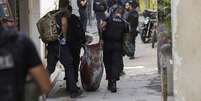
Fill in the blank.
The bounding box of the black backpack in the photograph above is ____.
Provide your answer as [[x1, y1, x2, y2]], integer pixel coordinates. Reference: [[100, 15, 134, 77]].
[[93, 0, 107, 12]]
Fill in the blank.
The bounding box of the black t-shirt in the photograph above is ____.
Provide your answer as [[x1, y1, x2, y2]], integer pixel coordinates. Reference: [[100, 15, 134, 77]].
[[127, 10, 139, 32], [0, 29, 42, 101]]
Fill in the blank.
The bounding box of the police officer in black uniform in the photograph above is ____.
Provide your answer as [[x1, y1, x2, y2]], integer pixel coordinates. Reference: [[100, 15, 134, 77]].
[[101, 7, 129, 93], [0, 8, 51, 101]]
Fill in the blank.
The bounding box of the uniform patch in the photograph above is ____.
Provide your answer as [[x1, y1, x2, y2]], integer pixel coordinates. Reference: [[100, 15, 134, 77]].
[[0, 50, 14, 70]]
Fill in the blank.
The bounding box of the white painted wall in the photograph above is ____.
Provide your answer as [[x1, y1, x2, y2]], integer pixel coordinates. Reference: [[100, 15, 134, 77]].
[[19, 0, 29, 34], [172, 0, 201, 101], [40, 0, 59, 17]]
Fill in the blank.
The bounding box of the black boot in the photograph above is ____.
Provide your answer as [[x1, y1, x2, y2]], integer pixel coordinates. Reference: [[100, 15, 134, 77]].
[[107, 80, 112, 90], [129, 56, 135, 60], [70, 86, 83, 98], [110, 80, 117, 93], [120, 71, 126, 76]]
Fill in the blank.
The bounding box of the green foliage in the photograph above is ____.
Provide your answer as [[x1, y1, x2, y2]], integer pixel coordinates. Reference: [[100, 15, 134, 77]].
[[158, 0, 171, 38], [164, 14, 171, 33]]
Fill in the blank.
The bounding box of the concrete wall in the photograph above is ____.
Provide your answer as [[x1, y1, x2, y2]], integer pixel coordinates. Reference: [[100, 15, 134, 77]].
[[172, 0, 201, 101], [18, 0, 41, 56], [19, 0, 41, 55], [19, 0, 29, 34], [28, 0, 41, 55]]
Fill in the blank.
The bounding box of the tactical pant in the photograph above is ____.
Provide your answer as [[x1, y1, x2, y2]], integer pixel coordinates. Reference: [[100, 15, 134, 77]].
[[70, 46, 81, 83], [103, 48, 123, 81], [120, 54, 124, 72], [47, 42, 77, 93], [130, 31, 138, 57], [79, 9, 88, 32]]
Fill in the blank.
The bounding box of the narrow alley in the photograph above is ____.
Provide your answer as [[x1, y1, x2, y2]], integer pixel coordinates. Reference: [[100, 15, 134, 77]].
[[2, 0, 201, 101], [46, 23, 162, 100]]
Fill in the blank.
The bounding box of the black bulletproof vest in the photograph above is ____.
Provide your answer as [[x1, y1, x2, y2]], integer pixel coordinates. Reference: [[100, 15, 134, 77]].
[[103, 16, 125, 42]]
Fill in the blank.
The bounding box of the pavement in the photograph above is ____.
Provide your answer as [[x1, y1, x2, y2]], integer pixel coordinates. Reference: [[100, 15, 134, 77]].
[[45, 19, 173, 101]]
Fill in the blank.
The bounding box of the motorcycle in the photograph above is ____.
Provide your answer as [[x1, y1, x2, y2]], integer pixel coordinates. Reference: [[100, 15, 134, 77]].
[[140, 9, 157, 47]]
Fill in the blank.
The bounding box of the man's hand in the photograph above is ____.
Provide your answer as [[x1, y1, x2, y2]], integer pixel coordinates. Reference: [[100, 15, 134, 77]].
[[100, 20, 107, 31], [29, 65, 52, 95], [99, 39, 104, 48], [81, 0, 87, 6]]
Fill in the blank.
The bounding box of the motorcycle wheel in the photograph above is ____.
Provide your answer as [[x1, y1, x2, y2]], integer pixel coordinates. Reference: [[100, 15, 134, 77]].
[[141, 32, 146, 43], [141, 30, 150, 43]]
